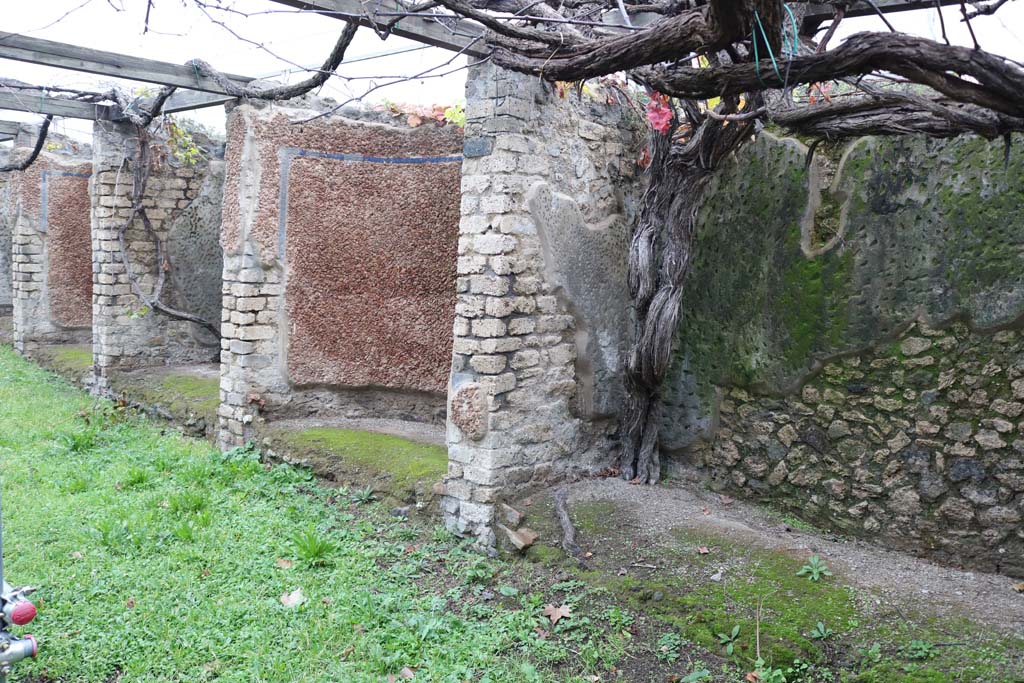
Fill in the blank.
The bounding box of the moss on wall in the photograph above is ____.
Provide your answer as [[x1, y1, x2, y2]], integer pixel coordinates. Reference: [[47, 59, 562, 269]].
[[662, 133, 1024, 452]]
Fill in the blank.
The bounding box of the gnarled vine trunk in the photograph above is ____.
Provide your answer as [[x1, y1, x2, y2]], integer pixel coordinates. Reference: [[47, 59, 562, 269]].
[[620, 107, 757, 483]]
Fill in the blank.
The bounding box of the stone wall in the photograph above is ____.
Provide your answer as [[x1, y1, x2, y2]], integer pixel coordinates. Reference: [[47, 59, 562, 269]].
[[666, 132, 1024, 575], [217, 101, 463, 449], [90, 121, 223, 390], [4, 129, 93, 352], [440, 63, 644, 546]]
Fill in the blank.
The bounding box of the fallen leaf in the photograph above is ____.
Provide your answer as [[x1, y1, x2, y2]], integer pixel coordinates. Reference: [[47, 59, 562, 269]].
[[340, 644, 354, 659], [616, 567, 627, 576], [275, 558, 294, 569], [543, 603, 572, 625], [709, 570, 723, 582], [1013, 582, 1024, 593], [407, 114, 422, 128], [201, 568, 211, 577], [70, 551, 84, 560], [702, 506, 711, 516], [698, 546, 710, 555], [586, 676, 600, 682], [125, 597, 135, 609], [534, 627, 549, 640], [321, 597, 333, 605], [280, 588, 305, 608], [584, 551, 593, 558], [399, 667, 416, 679], [353, 624, 365, 634], [745, 672, 760, 683]]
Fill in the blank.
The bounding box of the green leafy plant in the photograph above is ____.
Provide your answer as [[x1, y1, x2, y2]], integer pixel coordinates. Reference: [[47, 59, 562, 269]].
[[716, 624, 741, 655], [754, 657, 787, 683], [809, 621, 834, 640], [796, 555, 833, 581], [168, 491, 208, 515], [680, 669, 710, 683], [655, 631, 682, 663], [904, 639, 937, 660], [858, 642, 883, 667], [602, 606, 634, 631], [164, 118, 205, 166], [290, 526, 337, 567], [443, 102, 466, 128], [352, 486, 376, 504]]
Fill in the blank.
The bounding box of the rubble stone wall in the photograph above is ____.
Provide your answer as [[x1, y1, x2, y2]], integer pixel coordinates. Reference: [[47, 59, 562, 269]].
[[440, 63, 645, 546], [217, 102, 463, 449], [90, 121, 222, 391], [667, 132, 1024, 575]]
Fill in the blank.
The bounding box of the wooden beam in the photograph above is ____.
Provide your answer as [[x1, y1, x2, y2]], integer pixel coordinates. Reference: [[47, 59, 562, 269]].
[[0, 121, 22, 136], [161, 90, 237, 115], [803, 0, 965, 32], [0, 91, 110, 119], [0, 33, 255, 95], [269, 0, 488, 57]]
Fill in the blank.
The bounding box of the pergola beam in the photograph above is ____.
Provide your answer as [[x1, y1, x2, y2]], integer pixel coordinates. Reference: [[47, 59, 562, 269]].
[[268, 0, 487, 57], [0, 91, 110, 120], [802, 0, 966, 32], [0, 33, 255, 95]]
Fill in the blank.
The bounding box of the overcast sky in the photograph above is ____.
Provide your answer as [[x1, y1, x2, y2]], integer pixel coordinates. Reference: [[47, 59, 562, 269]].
[[2, 0, 1022, 142]]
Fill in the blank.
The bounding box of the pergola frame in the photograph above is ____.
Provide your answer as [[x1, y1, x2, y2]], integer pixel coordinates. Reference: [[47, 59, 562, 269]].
[[0, 0, 971, 124]]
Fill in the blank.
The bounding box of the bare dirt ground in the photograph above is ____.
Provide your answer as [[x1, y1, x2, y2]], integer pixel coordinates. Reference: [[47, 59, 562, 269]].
[[559, 476, 1024, 636]]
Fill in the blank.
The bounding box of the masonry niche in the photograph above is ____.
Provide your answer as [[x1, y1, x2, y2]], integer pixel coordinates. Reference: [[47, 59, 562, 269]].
[[90, 120, 225, 430], [0, 126, 92, 357], [217, 101, 462, 452]]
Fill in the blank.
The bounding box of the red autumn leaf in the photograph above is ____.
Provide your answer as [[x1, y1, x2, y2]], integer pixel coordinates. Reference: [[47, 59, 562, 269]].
[[645, 94, 673, 135], [637, 146, 652, 170]]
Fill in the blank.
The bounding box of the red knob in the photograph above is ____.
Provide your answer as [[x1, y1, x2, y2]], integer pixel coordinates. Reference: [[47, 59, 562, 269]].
[[11, 601, 36, 626]]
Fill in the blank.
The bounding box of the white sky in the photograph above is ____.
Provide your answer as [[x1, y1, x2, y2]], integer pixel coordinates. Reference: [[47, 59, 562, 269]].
[[1, 0, 1022, 142]]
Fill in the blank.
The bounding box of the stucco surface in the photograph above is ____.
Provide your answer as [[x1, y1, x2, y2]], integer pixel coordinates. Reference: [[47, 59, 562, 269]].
[[284, 153, 461, 393], [45, 168, 92, 327]]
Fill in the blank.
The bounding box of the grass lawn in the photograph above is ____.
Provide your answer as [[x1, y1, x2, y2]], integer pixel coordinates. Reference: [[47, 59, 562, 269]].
[[0, 348, 625, 683], [2, 346, 1021, 683]]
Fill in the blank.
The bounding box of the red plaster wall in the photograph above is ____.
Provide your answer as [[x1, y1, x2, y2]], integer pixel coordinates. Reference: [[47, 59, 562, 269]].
[[285, 154, 461, 393], [222, 109, 462, 395], [46, 166, 92, 327], [222, 110, 463, 261]]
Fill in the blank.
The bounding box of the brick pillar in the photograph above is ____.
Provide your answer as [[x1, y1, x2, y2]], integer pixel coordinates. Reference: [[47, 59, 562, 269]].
[[10, 176, 46, 353], [441, 63, 589, 548], [90, 120, 209, 391], [216, 254, 285, 450]]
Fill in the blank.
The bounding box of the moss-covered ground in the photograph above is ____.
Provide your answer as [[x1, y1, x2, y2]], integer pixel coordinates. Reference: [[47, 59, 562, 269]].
[[517, 495, 1024, 683], [37, 343, 93, 376], [267, 427, 449, 503]]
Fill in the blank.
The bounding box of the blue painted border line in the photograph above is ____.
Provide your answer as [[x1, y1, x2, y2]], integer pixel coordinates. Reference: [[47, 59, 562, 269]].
[[40, 169, 90, 234], [277, 146, 462, 259]]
